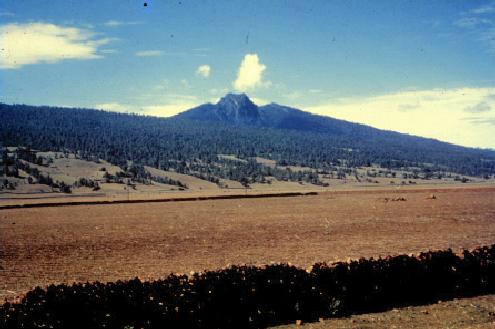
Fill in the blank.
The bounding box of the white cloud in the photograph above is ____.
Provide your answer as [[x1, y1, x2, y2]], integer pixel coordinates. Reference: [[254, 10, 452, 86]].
[[96, 95, 198, 117], [135, 50, 163, 57], [303, 87, 495, 149], [397, 102, 421, 111], [233, 53, 270, 91], [454, 3, 495, 54], [0, 11, 14, 17], [284, 91, 303, 100], [250, 97, 270, 106], [0, 22, 111, 69], [100, 49, 118, 54], [208, 95, 269, 106], [481, 28, 495, 54], [142, 102, 197, 117], [104, 20, 141, 27], [209, 88, 229, 95], [465, 117, 495, 125], [95, 102, 133, 112], [471, 4, 495, 15], [454, 17, 491, 28], [196, 64, 211, 78], [134, 50, 189, 57], [464, 101, 492, 113]]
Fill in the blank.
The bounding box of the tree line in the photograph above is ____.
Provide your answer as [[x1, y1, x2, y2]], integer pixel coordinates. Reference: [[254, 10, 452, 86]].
[[1, 104, 494, 184]]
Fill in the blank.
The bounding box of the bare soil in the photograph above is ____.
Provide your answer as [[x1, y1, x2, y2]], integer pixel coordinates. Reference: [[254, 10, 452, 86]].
[[273, 295, 495, 329], [1, 186, 494, 304]]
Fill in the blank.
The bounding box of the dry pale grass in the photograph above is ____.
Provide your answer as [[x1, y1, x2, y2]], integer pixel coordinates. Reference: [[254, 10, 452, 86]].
[[255, 157, 277, 167], [249, 179, 318, 191], [17, 157, 121, 185], [217, 154, 248, 163], [144, 166, 220, 190], [254, 157, 314, 172], [145, 165, 247, 190]]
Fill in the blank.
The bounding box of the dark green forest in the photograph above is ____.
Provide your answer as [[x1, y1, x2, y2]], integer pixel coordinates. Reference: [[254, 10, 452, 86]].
[[1, 103, 494, 184]]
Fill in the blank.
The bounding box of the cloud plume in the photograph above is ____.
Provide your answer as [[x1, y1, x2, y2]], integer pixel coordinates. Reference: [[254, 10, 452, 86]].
[[233, 54, 269, 91], [196, 64, 211, 78], [0, 22, 110, 69]]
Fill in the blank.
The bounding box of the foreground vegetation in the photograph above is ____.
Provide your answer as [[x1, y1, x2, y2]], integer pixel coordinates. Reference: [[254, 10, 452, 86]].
[[1, 245, 493, 329]]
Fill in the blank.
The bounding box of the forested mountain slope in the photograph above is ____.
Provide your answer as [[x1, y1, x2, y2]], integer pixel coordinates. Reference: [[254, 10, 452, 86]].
[[1, 97, 494, 182]]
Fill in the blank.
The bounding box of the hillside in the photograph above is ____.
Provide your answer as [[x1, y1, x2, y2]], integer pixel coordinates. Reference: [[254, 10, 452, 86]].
[[1, 96, 495, 187]]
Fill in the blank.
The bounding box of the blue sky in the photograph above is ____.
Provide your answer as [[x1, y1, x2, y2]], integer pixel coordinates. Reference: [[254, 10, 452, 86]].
[[1, 0, 495, 148]]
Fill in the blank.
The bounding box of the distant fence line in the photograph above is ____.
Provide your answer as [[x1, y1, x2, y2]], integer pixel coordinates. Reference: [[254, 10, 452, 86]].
[[0, 191, 318, 210], [1, 244, 494, 328]]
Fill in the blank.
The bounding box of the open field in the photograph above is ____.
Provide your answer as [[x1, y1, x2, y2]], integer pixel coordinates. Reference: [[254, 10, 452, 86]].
[[1, 186, 494, 304], [1, 176, 494, 207], [273, 295, 495, 329]]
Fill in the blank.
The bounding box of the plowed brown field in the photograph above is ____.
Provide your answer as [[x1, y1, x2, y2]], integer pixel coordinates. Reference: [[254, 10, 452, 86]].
[[1, 187, 495, 303], [273, 295, 495, 329]]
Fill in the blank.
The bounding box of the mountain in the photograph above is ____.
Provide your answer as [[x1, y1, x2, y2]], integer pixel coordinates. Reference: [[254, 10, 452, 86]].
[[178, 93, 374, 135], [177, 93, 325, 130], [178, 93, 260, 125]]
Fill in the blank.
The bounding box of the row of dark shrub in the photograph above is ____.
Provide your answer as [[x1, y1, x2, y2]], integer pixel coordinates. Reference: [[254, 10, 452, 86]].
[[150, 175, 188, 189], [1, 244, 494, 328]]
